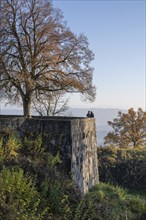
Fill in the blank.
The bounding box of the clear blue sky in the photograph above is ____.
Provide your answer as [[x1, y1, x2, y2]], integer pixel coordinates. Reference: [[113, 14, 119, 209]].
[[53, 0, 145, 110]]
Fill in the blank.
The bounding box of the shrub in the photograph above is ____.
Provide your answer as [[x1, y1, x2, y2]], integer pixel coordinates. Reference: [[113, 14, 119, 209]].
[[75, 183, 146, 220], [40, 171, 79, 220], [0, 132, 79, 219], [0, 167, 49, 220], [97, 146, 146, 191], [21, 134, 45, 161], [0, 135, 21, 164]]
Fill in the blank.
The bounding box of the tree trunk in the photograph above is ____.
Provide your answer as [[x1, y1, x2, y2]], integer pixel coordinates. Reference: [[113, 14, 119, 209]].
[[133, 140, 137, 148], [22, 95, 32, 117]]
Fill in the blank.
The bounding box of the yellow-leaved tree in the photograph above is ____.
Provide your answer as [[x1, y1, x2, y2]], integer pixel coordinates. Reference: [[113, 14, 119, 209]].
[[104, 108, 146, 148]]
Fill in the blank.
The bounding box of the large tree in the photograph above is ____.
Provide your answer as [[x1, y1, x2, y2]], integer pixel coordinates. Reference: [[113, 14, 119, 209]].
[[104, 108, 146, 148], [0, 0, 96, 117]]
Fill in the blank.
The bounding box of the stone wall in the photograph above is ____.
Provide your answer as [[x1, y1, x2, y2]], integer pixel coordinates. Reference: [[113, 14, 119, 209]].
[[71, 118, 99, 194], [0, 115, 99, 194]]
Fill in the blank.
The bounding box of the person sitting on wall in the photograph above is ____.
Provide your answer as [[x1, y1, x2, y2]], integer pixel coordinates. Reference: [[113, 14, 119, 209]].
[[86, 111, 94, 118], [90, 111, 94, 118], [86, 111, 91, 117]]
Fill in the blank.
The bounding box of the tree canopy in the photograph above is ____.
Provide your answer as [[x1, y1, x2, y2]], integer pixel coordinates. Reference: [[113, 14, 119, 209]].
[[104, 108, 146, 148], [0, 0, 96, 117]]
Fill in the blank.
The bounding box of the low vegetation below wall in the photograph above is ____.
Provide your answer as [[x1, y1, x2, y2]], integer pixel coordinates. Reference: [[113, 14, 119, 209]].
[[97, 146, 146, 193], [0, 130, 79, 220], [0, 130, 146, 219], [75, 183, 146, 220]]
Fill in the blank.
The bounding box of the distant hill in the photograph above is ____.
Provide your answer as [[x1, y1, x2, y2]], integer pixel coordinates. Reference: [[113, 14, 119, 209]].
[[0, 107, 127, 145]]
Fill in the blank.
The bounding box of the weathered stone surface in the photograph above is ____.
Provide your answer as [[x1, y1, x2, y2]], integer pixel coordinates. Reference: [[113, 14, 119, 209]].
[[71, 118, 99, 194], [0, 115, 99, 194]]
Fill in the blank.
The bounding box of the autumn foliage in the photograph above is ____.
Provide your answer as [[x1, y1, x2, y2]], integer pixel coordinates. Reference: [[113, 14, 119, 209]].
[[104, 108, 146, 148], [0, 0, 95, 116]]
